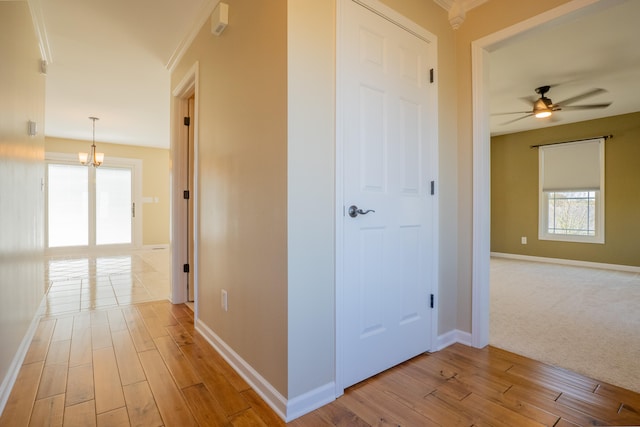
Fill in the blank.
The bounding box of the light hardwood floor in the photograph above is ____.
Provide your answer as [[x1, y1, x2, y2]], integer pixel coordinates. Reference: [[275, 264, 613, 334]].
[[2, 251, 640, 425], [2, 299, 640, 426]]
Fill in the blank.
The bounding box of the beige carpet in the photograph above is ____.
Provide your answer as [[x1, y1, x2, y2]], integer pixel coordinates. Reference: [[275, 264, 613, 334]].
[[490, 257, 640, 393]]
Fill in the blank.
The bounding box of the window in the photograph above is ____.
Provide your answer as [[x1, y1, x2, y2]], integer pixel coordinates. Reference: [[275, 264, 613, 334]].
[[538, 138, 604, 244], [45, 153, 142, 251]]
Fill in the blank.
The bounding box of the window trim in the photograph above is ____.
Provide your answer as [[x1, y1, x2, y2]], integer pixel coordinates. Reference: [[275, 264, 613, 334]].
[[538, 139, 605, 244]]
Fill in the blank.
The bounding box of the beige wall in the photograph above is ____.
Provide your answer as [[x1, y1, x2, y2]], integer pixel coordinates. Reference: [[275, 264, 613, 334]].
[[45, 137, 170, 246], [286, 1, 336, 399], [171, 0, 288, 395], [455, 0, 573, 333], [492, 112, 640, 267], [0, 1, 46, 401]]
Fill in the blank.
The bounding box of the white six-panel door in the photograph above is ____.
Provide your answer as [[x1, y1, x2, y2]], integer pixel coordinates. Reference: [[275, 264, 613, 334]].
[[338, 0, 438, 389]]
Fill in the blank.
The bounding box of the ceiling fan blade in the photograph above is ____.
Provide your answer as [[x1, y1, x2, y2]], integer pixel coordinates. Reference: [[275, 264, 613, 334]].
[[518, 96, 537, 106], [492, 111, 532, 116], [501, 113, 534, 125], [560, 103, 612, 110], [556, 88, 606, 106]]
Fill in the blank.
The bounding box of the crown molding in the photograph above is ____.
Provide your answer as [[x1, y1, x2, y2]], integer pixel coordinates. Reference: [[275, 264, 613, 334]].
[[433, 0, 489, 29], [166, 0, 218, 72]]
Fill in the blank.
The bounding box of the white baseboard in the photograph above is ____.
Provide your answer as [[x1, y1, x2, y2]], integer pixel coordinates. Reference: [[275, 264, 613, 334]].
[[491, 252, 640, 273], [0, 295, 47, 415], [195, 319, 336, 422], [141, 244, 170, 251], [436, 329, 472, 351], [285, 381, 336, 422]]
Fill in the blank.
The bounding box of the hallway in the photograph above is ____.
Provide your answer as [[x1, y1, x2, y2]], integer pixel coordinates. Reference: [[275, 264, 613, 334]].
[[0, 249, 283, 425]]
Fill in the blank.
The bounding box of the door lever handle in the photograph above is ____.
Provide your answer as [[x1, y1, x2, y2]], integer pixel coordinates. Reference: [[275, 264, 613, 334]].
[[348, 205, 375, 218]]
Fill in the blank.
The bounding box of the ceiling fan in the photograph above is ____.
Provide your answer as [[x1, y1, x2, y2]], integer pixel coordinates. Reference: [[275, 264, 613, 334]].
[[495, 85, 612, 125]]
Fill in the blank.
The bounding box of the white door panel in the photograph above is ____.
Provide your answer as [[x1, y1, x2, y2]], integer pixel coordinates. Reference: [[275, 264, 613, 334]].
[[339, 0, 437, 389]]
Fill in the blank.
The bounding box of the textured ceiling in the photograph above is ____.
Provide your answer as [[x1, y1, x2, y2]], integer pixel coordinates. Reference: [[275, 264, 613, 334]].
[[489, 0, 640, 136], [34, 0, 213, 148]]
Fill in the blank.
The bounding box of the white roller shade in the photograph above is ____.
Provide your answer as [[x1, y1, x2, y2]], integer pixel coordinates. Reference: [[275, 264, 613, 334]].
[[540, 138, 604, 192]]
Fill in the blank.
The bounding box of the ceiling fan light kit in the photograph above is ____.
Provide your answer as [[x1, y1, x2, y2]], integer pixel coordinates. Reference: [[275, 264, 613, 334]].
[[533, 86, 554, 118]]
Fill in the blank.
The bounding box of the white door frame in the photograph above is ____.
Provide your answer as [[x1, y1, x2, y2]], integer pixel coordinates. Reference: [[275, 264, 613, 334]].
[[170, 62, 200, 310], [335, 0, 438, 394], [470, 0, 611, 347]]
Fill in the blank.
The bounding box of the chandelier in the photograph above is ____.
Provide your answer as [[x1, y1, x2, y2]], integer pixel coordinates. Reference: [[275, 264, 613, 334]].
[[78, 116, 104, 167]]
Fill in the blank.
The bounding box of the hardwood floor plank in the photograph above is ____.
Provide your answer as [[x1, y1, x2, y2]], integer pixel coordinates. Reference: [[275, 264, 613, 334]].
[[341, 381, 440, 426], [457, 392, 546, 427], [90, 310, 109, 327], [506, 361, 599, 395], [165, 303, 192, 320], [51, 317, 74, 342], [45, 340, 71, 366], [554, 418, 582, 427], [136, 305, 168, 339], [505, 384, 610, 426], [420, 393, 479, 426], [555, 389, 640, 425], [179, 343, 250, 417], [106, 309, 128, 332], [240, 389, 286, 427], [481, 387, 560, 426], [93, 347, 125, 414], [371, 369, 475, 425], [288, 411, 336, 427], [121, 307, 156, 352], [63, 400, 96, 427], [91, 323, 112, 350], [122, 381, 163, 427], [29, 394, 64, 427], [148, 301, 178, 327], [310, 398, 369, 427], [229, 408, 269, 427], [176, 315, 196, 336], [137, 349, 197, 426], [69, 326, 92, 368], [111, 330, 146, 386], [153, 335, 201, 389], [190, 333, 251, 392], [0, 361, 44, 426], [181, 383, 231, 427], [24, 319, 56, 364], [165, 323, 193, 346], [36, 364, 68, 399], [96, 407, 130, 427], [72, 312, 91, 331], [66, 364, 94, 407], [594, 382, 640, 412]]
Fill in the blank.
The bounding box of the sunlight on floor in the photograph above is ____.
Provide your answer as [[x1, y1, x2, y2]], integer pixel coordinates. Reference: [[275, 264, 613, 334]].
[[43, 249, 171, 317]]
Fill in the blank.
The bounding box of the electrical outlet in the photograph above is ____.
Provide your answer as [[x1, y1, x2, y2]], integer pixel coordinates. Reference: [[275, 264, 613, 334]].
[[221, 289, 228, 311], [521, 236, 527, 245]]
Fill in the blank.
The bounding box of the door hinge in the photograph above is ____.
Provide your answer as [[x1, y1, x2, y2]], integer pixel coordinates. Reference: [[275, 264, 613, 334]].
[[184, 116, 191, 126], [430, 294, 434, 309], [183, 190, 190, 199], [430, 180, 435, 195], [183, 263, 190, 273], [131, 202, 136, 218], [429, 68, 434, 84]]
